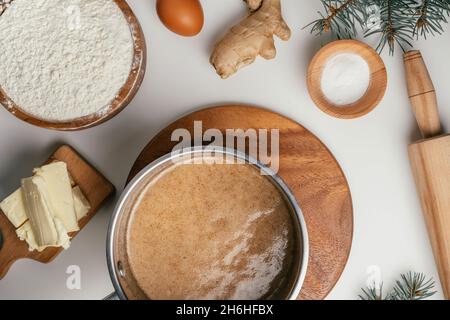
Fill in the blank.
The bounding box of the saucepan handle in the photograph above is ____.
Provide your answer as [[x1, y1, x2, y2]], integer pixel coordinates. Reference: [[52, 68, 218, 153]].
[[103, 292, 120, 300]]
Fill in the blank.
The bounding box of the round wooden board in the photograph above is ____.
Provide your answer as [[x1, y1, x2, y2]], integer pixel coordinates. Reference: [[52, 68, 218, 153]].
[[128, 105, 353, 300]]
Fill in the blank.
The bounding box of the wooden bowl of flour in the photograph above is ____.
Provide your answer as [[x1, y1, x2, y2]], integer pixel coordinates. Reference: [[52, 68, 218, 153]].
[[0, 0, 146, 131], [307, 40, 387, 119]]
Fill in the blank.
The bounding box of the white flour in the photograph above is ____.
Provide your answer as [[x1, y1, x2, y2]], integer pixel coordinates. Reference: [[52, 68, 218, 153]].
[[0, 0, 133, 121], [320, 53, 370, 106]]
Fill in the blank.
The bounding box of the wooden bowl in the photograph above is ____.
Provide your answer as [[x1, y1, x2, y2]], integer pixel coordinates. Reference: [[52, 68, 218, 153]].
[[307, 40, 387, 119], [0, 0, 146, 131]]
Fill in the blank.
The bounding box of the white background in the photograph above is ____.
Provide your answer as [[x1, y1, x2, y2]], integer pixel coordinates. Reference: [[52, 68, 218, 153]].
[[0, 0, 449, 300]]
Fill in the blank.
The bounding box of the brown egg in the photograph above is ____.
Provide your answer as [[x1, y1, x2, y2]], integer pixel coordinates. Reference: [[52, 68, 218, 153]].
[[156, 0, 204, 37]]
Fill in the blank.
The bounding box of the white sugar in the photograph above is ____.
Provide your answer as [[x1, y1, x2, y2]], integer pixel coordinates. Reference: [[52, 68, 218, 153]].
[[0, 0, 133, 121], [321, 53, 370, 106]]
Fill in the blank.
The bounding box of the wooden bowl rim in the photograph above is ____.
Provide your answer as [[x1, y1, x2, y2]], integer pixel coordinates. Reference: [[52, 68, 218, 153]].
[[307, 39, 387, 119], [0, 0, 147, 131]]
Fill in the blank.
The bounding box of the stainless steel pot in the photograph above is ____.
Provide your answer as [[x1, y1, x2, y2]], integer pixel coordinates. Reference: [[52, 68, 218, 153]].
[[106, 147, 309, 300]]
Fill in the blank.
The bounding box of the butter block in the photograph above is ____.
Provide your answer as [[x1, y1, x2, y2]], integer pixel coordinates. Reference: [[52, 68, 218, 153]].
[[0, 188, 28, 228], [72, 186, 90, 221], [52, 217, 71, 250], [16, 221, 44, 252], [1, 161, 82, 252], [22, 176, 61, 247], [17, 221, 70, 252], [21, 176, 71, 249], [33, 162, 79, 232]]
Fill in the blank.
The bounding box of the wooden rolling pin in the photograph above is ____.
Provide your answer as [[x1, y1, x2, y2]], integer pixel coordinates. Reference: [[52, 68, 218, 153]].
[[404, 50, 450, 299]]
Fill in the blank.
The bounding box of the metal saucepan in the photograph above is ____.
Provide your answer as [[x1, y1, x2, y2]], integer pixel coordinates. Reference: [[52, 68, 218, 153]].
[[106, 147, 309, 300]]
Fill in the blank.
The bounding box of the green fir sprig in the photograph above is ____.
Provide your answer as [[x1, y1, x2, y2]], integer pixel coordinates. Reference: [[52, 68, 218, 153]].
[[359, 271, 437, 300], [305, 0, 367, 39], [306, 0, 450, 54], [414, 0, 450, 38], [365, 0, 416, 55], [359, 284, 385, 300], [390, 272, 437, 300]]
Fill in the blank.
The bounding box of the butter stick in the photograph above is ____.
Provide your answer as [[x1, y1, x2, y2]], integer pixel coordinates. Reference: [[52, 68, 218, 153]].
[[16, 221, 45, 252], [21, 176, 61, 247], [17, 221, 70, 252], [1, 161, 89, 252], [72, 186, 90, 221], [0, 188, 28, 228], [33, 162, 79, 232], [21, 176, 71, 249], [10, 185, 89, 252]]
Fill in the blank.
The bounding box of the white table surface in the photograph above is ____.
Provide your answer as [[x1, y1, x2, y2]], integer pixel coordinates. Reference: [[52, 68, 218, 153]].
[[0, 0, 449, 300]]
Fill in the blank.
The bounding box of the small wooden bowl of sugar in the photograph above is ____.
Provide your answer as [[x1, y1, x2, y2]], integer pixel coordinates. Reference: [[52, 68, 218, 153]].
[[0, 0, 146, 131], [307, 40, 387, 119]]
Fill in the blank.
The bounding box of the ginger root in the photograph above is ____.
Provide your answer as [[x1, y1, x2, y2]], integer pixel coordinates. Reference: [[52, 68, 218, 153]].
[[210, 0, 291, 79], [246, 0, 263, 11]]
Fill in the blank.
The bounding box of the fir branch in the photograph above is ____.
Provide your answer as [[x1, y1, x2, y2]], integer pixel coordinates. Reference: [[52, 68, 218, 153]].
[[306, 0, 450, 54], [390, 272, 437, 300], [358, 284, 385, 300], [365, 0, 416, 55], [359, 271, 436, 300], [305, 0, 366, 39], [414, 0, 450, 38]]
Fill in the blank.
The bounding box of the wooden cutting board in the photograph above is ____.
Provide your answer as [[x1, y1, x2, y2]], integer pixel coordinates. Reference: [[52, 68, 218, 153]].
[[128, 105, 354, 300], [0, 145, 115, 279]]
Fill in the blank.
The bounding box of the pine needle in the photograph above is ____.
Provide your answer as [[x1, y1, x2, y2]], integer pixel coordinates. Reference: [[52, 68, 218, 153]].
[[304, 0, 366, 39], [390, 272, 437, 300], [359, 284, 385, 300], [359, 271, 437, 300]]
